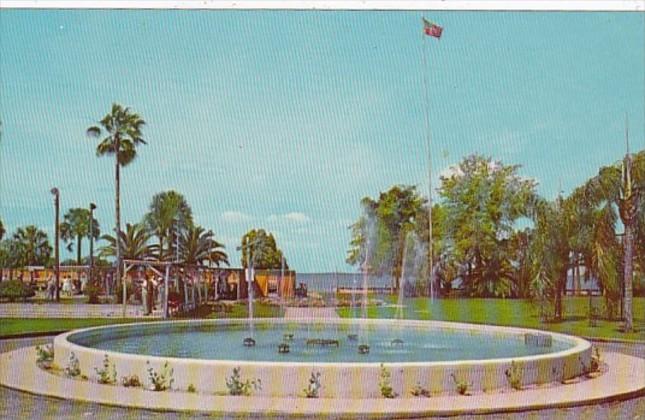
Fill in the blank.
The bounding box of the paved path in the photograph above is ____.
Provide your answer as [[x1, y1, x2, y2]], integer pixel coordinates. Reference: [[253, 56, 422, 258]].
[[0, 303, 160, 319], [283, 307, 340, 320]]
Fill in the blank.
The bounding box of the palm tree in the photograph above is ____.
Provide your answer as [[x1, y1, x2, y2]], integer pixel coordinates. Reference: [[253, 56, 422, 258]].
[[87, 103, 146, 289], [0, 218, 5, 241], [179, 226, 228, 267], [60, 208, 100, 265], [13, 226, 52, 282], [585, 150, 643, 332], [98, 223, 157, 261], [144, 190, 193, 261]]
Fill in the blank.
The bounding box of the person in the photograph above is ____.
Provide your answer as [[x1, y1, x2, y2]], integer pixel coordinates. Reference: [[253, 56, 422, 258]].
[[80, 272, 89, 294], [46, 274, 55, 300], [141, 276, 149, 315], [62, 276, 74, 296]]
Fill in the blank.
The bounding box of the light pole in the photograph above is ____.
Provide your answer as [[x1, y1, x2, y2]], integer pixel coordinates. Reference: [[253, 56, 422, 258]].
[[50, 188, 60, 302], [89, 203, 96, 284]]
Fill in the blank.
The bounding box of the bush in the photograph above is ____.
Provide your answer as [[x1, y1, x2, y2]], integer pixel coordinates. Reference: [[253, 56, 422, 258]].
[[95, 354, 117, 385], [0, 280, 35, 302], [65, 352, 81, 377], [146, 361, 174, 391], [379, 364, 397, 398], [226, 367, 261, 396], [505, 361, 523, 390], [303, 371, 321, 398], [35, 344, 54, 364], [121, 374, 142, 387], [85, 282, 102, 304], [450, 373, 471, 396]]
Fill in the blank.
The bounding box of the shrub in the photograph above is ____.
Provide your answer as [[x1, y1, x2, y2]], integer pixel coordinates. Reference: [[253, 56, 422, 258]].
[[411, 383, 431, 397], [303, 371, 321, 398], [450, 373, 471, 395], [225, 367, 261, 396], [85, 282, 102, 304], [35, 344, 54, 364], [187, 384, 196, 393], [0, 280, 35, 302], [121, 374, 142, 387], [65, 352, 81, 377], [505, 361, 523, 390], [379, 364, 397, 398], [146, 361, 174, 391], [95, 354, 117, 385], [590, 347, 601, 372]]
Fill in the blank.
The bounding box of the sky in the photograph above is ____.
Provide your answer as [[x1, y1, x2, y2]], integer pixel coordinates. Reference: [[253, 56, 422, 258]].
[[0, 10, 643, 272]]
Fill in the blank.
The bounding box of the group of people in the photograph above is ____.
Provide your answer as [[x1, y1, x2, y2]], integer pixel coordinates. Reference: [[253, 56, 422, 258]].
[[46, 272, 89, 300]]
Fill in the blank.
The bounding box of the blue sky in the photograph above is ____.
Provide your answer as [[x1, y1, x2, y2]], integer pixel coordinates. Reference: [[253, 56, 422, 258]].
[[1, 10, 643, 272]]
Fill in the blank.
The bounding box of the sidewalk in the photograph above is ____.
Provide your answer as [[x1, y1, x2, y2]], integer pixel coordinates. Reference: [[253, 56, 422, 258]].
[[283, 307, 340, 320]]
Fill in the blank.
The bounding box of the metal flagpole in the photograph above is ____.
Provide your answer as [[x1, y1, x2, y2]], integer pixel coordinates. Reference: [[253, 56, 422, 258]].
[[421, 16, 434, 302]]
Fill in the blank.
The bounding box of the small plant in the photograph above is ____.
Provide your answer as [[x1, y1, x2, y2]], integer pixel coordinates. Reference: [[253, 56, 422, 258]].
[[146, 361, 174, 391], [95, 354, 117, 385], [505, 361, 523, 390], [590, 347, 601, 373], [121, 374, 142, 388], [379, 364, 397, 398], [450, 373, 471, 396], [411, 383, 431, 397], [303, 371, 321, 398], [35, 344, 54, 364], [187, 383, 197, 393], [64, 352, 81, 377], [225, 367, 261, 396]]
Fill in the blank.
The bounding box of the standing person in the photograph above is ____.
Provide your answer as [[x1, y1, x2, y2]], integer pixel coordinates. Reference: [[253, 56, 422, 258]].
[[46, 274, 55, 301], [80, 271, 89, 295], [141, 275, 149, 315]]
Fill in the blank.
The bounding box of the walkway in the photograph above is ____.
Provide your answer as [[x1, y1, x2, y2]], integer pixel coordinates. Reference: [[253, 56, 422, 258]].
[[283, 306, 340, 320]]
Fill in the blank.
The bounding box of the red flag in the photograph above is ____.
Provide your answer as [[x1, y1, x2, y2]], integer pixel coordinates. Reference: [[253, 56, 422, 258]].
[[422, 18, 443, 39]]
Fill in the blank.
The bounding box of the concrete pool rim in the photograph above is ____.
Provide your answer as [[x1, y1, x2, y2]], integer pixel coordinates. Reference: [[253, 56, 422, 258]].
[[51, 318, 593, 398], [1, 345, 644, 417]]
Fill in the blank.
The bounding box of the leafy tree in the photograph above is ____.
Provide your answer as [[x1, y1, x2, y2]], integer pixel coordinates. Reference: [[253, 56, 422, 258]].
[[179, 226, 228, 267], [60, 208, 100, 265], [347, 185, 425, 291], [439, 155, 538, 297], [240, 229, 287, 269], [0, 239, 23, 281], [99, 223, 157, 261], [0, 218, 5, 241], [87, 104, 146, 295], [144, 190, 193, 261]]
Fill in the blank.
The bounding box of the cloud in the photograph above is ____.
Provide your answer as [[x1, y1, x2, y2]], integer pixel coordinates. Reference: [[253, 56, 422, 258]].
[[267, 212, 310, 224], [221, 211, 252, 223]]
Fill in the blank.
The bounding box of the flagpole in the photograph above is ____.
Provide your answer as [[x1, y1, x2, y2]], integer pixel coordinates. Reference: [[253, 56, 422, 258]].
[[421, 17, 434, 302]]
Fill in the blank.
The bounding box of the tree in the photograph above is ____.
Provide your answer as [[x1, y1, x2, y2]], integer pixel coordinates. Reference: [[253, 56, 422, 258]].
[[12, 226, 52, 279], [179, 226, 228, 267], [144, 190, 193, 261], [99, 223, 156, 261], [60, 208, 100, 265], [0, 218, 5, 241], [0, 239, 22, 281], [87, 104, 146, 290], [585, 150, 644, 332], [240, 229, 287, 269], [347, 185, 425, 291], [438, 155, 538, 297]]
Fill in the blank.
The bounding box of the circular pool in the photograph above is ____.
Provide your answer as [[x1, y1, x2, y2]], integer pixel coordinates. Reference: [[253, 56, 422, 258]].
[[54, 318, 591, 398]]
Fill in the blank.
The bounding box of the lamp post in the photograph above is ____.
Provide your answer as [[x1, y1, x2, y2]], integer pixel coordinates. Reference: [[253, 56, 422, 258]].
[[89, 203, 96, 284], [50, 188, 60, 302]]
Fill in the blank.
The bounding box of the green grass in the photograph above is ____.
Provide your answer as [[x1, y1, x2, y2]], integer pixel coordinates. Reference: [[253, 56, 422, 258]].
[[337, 296, 645, 341], [0, 302, 283, 337], [0, 318, 154, 337]]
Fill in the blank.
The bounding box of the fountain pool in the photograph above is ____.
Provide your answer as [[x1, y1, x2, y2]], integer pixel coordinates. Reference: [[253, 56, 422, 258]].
[[54, 318, 591, 398]]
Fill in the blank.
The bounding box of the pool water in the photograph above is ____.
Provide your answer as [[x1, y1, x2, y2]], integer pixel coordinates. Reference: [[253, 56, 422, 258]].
[[69, 321, 572, 363]]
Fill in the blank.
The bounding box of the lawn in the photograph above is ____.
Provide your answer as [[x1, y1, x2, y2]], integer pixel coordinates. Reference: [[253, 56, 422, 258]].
[[337, 296, 645, 341], [0, 302, 282, 337]]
